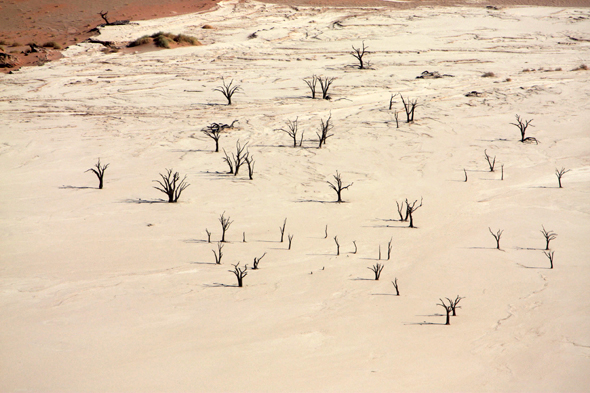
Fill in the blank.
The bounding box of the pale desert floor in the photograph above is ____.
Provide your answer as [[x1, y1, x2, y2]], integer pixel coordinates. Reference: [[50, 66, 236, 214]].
[[1, 1, 590, 391]]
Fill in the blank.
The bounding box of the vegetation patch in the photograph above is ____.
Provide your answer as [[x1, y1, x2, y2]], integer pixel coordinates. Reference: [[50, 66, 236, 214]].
[[127, 32, 201, 49]]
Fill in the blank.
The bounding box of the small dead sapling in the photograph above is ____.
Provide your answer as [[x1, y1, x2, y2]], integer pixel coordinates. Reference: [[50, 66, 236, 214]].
[[245, 154, 255, 180], [334, 236, 340, 256], [511, 114, 538, 144], [437, 298, 453, 325], [219, 212, 233, 242], [368, 263, 384, 280], [153, 169, 189, 203], [278, 117, 303, 147], [214, 78, 241, 105], [206, 229, 212, 243], [279, 218, 287, 242], [317, 114, 334, 148], [540, 226, 557, 250], [229, 263, 247, 287], [351, 41, 369, 69], [318, 76, 335, 100], [400, 94, 418, 123], [252, 252, 267, 270], [213, 242, 224, 264], [387, 237, 393, 260], [327, 171, 353, 203], [555, 167, 571, 188], [448, 295, 463, 316], [392, 278, 400, 296], [544, 250, 555, 269], [489, 227, 503, 249], [304, 75, 318, 99], [352, 240, 357, 254], [86, 158, 109, 189], [396, 200, 408, 221], [484, 149, 496, 172], [405, 197, 423, 228], [288, 234, 294, 250]]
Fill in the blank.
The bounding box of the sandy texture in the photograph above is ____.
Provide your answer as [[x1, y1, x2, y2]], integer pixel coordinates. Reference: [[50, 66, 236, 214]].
[[1, 0, 590, 391]]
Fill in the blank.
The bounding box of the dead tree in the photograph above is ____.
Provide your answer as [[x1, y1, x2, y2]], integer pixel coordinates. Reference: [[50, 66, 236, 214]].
[[501, 165, 504, 180], [400, 94, 418, 123], [222, 149, 235, 174], [484, 149, 496, 172], [396, 200, 408, 221], [405, 198, 423, 228], [540, 226, 557, 250], [245, 154, 255, 180], [99, 11, 110, 25], [327, 171, 353, 203], [225, 141, 248, 176], [544, 250, 555, 269], [387, 238, 393, 260], [202, 123, 223, 152], [229, 263, 247, 287], [278, 117, 302, 147], [378, 245, 381, 260], [212, 242, 224, 264], [448, 296, 463, 316], [243, 232, 246, 242], [317, 113, 334, 148], [304, 75, 318, 99], [86, 158, 109, 189], [252, 252, 267, 270], [153, 169, 189, 203], [368, 263, 384, 280], [437, 298, 453, 325], [389, 93, 398, 110], [318, 76, 335, 100], [353, 241, 357, 254], [555, 167, 571, 188], [464, 168, 468, 182], [334, 236, 340, 256], [489, 227, 503, 249], [219, 212, 233, 242], [288, 234, 293, 250], [206, 229, 212, 243], [213, 78, 241, 105], [392, 278, 400, 296], [351, 41, 369, 69], [511, 115, 537, 143], [324, 225, 328, 239], [279, 218, 287, 242]]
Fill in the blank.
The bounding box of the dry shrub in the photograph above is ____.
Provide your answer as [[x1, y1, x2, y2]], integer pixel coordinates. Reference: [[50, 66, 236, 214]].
[[128, 35, 151, 47], [572, 64, 588, 71], [42, 41, 61, 49], [174, 34, 200, 45], [504, 77, 512, 82], [482, 71, 495, 77], [10, 41, 22, 47], [202, 24, 214, 29], [0, 39, 7, 45], [555, 67, 562, 71]]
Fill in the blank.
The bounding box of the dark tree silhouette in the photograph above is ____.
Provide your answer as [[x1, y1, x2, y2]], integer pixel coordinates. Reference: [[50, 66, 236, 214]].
[[304, 75, 318, 99], [232, 141, 249, 176], [86, 158, 109, 189], [229, 263, 247, 287], [212, 242, 224, 264], [334, 236, 340, 256], [318, 76, 335, 100], [288, 234, 294, 250], [214, 78, 241, 105], [368, 263, 384, 280], [99, 11, 110, 24], [448, 296, 463, 316], [396, 200, 408, 221], [555, 167, 571, 188], [392, 278, 400, 296], [540, 226, 557, 250], [153, 169, 189, 203], [279, 218, 287, 242], [324, 225, 328, 239], [317, 113, 334, 148], [389, 93, 398, 110], [245, 154, 255, 180], [437, 298, 453, 325], [351, 41, 369, 69], [219, 212, 233, 242], [206, 229, 212, 243], [222, 149, 235, 174], [406, 198, 423, 228], [352, 240, 357, 254], [400, 95, 418, 123], [202, 123, 223, 152], [327, 171, 353, 203], [489, 227, 503, 249], [544, 250, 555, 269], [252, 252, 267, 270], [387, 238, 393, 260], [501, 164, 504, 180], [511, 114, 537, 143], [278, 117, 303, 147], [484, 149, 496, 172], [464, 168, 468, 182]]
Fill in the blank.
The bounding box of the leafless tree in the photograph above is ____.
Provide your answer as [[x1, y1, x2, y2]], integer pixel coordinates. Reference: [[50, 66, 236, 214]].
[[396, 200, 408, 221], [222, 149, 235, 174], [232, 141, 249, 176], [406, 197, 423, 228], [389, 93, 398, 110], [352, 241, 357, 254], [243, 232, 246, 242], [378, 245, 381, 260], [212, 242, 224, 264], [448, 296, 463, 316], [392, 278, 400, 296], [278, 117, 303, 147], [437, 298, 453, 325], [202, 123, 223, 152], [279, 218, 287, 242], [219, 212, 233, 242], [511, 115, 537, 143], [334, 236, 340, 256], [288, 234, 294, 250], [86, 158, 109, 189], [153, 169, 189, 203], [368, 263, 384, 280], [252, 252, 267, 270], [99, 11, 110, 24], [544, 250, 555, 269], [464, 168, 468, 182], [318, 76, 335, 100], [317, 113, 334, 148], [213, 78, 242, 105], [229, 263, 247, 287], [304, 75, 318, 99], [400, 94, 418, 123], [206, 229, 212, 243], [484, 149, 496, 172], [501, 164, 504, 180], [489, 227, 503, 249], [351, 41, 369, 69], [324, 225, 328, 239], [327, 171, 353, 203], [540, 226, 557, 250], [555, 167, 571, 188], [245, 153, 255, 180], [387, 238, 393, 260]]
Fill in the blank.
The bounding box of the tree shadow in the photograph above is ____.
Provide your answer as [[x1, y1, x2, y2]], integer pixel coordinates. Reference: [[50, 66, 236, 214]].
[[515, 246, 544, 251], [463, 246, 504, 251], [183, 239, 209, 244], [203, 282, 237, 288], [171, 148, 209, 153], [350, 277, 375, 281], [371, 293, 399, 296], [404, 321, 447, 326], [122, 198, 167, 204], [190, 261, 218, 265], [516, 263, 551, 269], [295, 199, 334, 204], [59, 185, 95, 189]]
